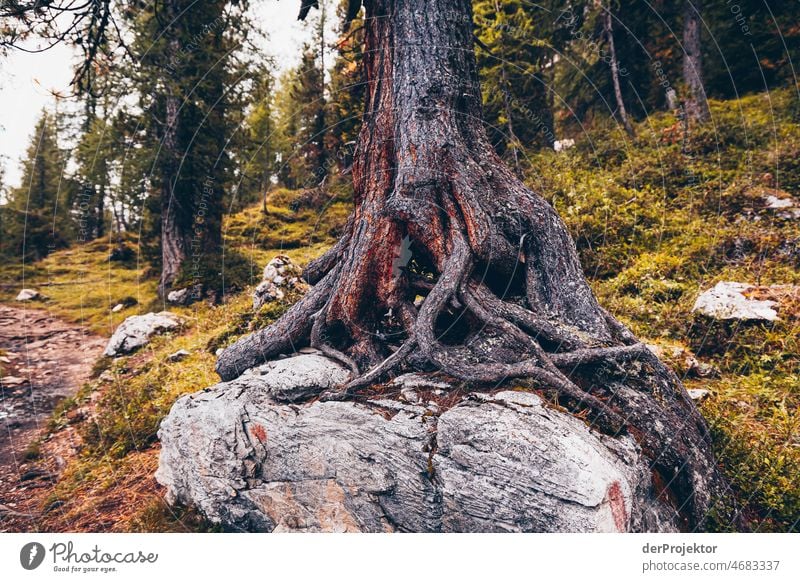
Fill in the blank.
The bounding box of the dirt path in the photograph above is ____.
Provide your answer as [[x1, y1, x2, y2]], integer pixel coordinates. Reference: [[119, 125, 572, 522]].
[[0, 304, 106, 527]]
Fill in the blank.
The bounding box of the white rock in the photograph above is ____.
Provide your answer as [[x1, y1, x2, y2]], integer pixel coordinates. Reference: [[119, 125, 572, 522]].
[[253, 255, 306, 310], [687, 389, 710, 400], [104, 311, 184, 357], [765, 194, 794, 209], [167, 349, 191, 362], [167, 288, 190, 305], [157, 380, 679, 532], [692, 282, 779, 321], [554, 138, 575, 152], [242, 354, 350, 403], [15, 289, 40, 301], [253, 281, 284, 308], [111, 303, 125, 313]]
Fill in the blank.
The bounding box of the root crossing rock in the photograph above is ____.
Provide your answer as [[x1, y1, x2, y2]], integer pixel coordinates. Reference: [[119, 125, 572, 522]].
[[156, 357, 680, 532]]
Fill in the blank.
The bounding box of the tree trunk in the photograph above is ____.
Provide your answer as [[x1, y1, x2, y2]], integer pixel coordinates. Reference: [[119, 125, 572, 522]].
[[96, 183, 105, 239], [217, 0, 737, 530], [603, 6, 635, 137], [158, 77, 187, 297], [683, 0, 710, 123]]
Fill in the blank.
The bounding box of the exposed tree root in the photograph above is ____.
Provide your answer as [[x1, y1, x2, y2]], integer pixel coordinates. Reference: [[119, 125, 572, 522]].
[[215, 0, 739, 531]]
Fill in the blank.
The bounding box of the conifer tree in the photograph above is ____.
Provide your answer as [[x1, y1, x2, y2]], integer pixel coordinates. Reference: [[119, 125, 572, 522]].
[[2, 111, 74, 259]]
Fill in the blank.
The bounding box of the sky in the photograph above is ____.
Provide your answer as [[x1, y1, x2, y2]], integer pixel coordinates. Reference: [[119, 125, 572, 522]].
[[0, 0, 322, 190]]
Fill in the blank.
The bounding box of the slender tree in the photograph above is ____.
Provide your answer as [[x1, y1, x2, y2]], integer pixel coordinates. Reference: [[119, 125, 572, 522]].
[[682, 0, 710, 122], [241, 64, 278, 212], [217, 0, 737, 530], [602, 3, 635, 136]]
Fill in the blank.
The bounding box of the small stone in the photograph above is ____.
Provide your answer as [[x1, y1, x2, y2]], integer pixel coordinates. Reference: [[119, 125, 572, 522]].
[[687, 389, 710, 401], [167, 288, 190, 305], [252, 255, 306, 309], [98, 370, 115, 383], [15, 289, 40, 301], [111, 303, 125, 313], [249, 354, 350, 403], [764, 194, 794, 209], [167, 349, 191, 362]]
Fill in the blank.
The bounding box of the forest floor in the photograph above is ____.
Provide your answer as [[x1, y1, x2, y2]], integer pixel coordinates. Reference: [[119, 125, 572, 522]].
[[0, 305, 105, 530]]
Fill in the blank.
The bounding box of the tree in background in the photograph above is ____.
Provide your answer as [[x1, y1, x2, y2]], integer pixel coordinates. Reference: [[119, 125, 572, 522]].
[[474, 0, 555, 165], [74, 114, 113, 241], [240, 62, 278, 212], [325, 0, 365, 179], [289, 45, 328, 187], [1, 111, 74, 260], [128, 0, 248, 298], [682, 0, 709, 123], [602, 2, 635, 136], [702, 0, 800, 100], [271, 69, 304, 190]]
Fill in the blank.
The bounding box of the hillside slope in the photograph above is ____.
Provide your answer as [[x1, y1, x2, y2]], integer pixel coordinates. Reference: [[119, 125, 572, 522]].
[[1, 89, 797, 532]]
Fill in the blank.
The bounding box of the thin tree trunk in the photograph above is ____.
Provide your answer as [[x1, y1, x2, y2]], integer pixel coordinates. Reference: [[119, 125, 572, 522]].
[[218, 0, 737, 531], [96, 183, 105, 238], [158, 67, 187, 297], [603, 6, 635, 137], [683, 0, 710, 123]]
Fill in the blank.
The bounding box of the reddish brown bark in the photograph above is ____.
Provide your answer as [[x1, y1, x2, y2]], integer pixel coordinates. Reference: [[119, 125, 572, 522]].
[[217, 0, 738, 531]]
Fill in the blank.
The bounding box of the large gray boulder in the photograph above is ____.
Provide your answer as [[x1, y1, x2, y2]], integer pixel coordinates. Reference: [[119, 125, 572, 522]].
[[156, 356, 680, 532], [104, 311, 183, 356]]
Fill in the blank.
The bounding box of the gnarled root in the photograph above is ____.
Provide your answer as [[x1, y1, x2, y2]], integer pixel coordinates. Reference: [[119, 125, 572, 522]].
[[215, 172, 738, 531]]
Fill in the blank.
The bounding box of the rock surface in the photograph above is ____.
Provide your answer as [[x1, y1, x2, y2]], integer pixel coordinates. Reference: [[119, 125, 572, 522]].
[[763, 190, 800, 218], [157, 356, 680, 532], [252, 255, 309, 310], [692, 281, 779, 321], [104, 311, 183, 357], [15, 289, 41, 301], [167, 349, 191, 363], [167, 288, 190, 305]]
